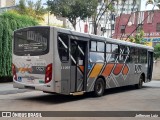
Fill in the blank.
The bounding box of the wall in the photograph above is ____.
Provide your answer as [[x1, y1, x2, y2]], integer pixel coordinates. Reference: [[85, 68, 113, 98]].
[[152, 60, 160, 80]]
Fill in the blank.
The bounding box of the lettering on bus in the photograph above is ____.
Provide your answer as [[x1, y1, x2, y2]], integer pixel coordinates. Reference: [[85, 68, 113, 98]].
[[135, 64, 142, 73], [27, 31, 47, 45], [61, 66, 70, 70]]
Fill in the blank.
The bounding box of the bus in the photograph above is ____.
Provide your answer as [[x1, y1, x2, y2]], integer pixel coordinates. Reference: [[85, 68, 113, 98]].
[[12, 26, 154, 97]]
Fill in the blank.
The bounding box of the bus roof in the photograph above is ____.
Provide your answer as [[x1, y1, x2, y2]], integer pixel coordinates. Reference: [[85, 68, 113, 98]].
[[54, 26, 153, 51]]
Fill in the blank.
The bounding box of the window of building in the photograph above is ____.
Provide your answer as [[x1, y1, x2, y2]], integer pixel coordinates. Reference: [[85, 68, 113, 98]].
[[120, 25, 125, 34], [156, 23, 160, 32], [147, 11, 154, 23]]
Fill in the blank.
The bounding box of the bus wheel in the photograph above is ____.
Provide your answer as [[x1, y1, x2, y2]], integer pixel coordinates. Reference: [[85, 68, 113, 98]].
[[135, 75, 143, 89], [93, 78, 105, 97]]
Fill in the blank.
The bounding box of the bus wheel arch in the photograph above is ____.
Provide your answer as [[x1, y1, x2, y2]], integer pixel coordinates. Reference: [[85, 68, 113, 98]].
[[135, 73, 145, 89], [93, 76, 106, 97], [141, 73, 145, 82]]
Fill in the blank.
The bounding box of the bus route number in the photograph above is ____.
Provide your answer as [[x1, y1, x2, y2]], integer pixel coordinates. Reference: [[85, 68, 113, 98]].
[[61, 66, 70, 70]]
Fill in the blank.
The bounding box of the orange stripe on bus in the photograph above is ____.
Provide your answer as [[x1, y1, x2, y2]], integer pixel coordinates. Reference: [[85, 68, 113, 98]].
[[122, 65, 129, 75], [89, 63, 103, 78], [102, 64, 115, 77], [113, 64, 124, 75], [79, 66, 84, 73]]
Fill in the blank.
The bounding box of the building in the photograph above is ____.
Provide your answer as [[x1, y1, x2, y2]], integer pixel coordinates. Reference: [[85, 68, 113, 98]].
[[0, 0, 15, 7], [113, 10, 160, 47], [114, 0, 141, 16], [0, 0, 16, 13], [58, 0, 143, 38]]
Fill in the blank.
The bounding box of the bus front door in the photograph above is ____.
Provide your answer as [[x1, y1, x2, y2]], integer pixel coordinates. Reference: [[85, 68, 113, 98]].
[[70, 40, 88, 92]]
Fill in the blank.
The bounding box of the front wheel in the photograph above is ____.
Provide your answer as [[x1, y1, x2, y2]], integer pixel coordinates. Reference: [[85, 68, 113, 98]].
[[135, 75, 143, 89], [93, 78, 105, 97]]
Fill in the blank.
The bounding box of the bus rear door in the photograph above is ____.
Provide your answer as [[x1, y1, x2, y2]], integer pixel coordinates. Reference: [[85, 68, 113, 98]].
[[70, 39, 88, 93]]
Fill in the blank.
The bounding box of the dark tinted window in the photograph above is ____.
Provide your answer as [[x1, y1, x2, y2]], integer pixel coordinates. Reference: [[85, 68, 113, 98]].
[[139, 49, 147, 63], [14, 27, 49, 56]]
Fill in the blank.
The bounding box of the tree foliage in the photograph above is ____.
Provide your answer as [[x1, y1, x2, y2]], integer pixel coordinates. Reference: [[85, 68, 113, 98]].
[[0, 11, 38, 77], [154, 44, 160, 60], [92, 0, 116, 34], [16, 0, 46, 21], [48, 0, 98, 29], [129, 30, 146, 44]]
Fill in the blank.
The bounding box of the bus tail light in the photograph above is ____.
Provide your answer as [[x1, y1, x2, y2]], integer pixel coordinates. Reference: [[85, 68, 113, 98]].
[[12, 64, 17, 80], [45, 64, 52, 83]]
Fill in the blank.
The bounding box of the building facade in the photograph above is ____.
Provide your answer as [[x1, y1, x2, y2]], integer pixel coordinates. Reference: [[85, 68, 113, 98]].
[[113, 10, 160, 47], [0, 0, 15, 7], [0, 0, 16, 13], [114, 0, 141, 16]]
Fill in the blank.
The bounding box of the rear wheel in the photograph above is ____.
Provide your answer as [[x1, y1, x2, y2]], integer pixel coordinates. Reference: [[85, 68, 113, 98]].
[[135, 75, 143, 89], [93, 78, 105, 97]]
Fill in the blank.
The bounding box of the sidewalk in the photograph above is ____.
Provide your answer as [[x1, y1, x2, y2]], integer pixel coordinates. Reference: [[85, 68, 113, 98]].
[[0, 80, 159, 95], [0, 82, 30, 95]]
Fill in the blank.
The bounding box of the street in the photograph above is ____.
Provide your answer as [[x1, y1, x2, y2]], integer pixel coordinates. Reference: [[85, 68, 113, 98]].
[[0, 81, 160, 120]]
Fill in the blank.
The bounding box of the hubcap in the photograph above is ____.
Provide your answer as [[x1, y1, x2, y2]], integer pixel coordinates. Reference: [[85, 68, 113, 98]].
[[96, 82, 102, 94]]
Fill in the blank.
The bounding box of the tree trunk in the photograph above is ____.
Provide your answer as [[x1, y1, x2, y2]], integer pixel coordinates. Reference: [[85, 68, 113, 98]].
[[93, 22, 97, 35], [70, 18, 76, 30]]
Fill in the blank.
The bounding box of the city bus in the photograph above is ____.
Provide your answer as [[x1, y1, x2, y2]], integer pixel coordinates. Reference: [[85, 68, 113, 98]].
[[12, 26, 154, 97]]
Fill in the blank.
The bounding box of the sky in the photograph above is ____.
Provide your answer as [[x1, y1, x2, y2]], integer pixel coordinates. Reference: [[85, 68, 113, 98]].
[[141, 0, 159, 11], [15, 0, 159, 11], [15, 0, 47, 5]]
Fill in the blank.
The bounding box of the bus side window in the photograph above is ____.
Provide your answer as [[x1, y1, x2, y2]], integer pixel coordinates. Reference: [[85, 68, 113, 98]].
[[97, 42, 105, 52], [90, 41, 104, 62], [91, 41, 96, 51], [140, 49, 147, 63], [130, 47, 135, 63], [58, 34, 69, 62]]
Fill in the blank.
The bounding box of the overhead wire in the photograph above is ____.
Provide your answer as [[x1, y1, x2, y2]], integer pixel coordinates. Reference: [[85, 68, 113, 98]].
[[125, 3, 156, 41], [120, 0, 137, 40]]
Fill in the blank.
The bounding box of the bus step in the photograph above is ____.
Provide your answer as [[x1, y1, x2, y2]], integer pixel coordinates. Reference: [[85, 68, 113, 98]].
[[70, 91, 85, 96]]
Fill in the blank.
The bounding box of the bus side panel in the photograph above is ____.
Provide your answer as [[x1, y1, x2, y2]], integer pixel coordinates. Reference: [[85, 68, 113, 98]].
[[54, 29, 71, 95], [53, 28, 63, 94], [86, 63, 132, 92]]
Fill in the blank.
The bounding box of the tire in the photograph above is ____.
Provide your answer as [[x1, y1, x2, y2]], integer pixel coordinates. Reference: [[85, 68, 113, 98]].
[[135, 75, 143, 89], [93, 78, 105, 97]]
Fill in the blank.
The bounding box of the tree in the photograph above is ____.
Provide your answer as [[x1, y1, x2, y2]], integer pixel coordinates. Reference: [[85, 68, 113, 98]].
[[16, 0, 46, 21], [154, 44, 160, 60], [129, 30, 146, 44], [92, 0, 116, 35], [47, 0, 98, 29], [0, 11, 38, 78]]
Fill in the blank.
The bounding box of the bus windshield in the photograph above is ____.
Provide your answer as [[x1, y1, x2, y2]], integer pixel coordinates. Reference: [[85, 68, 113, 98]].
[[14, 27, 49, 56]]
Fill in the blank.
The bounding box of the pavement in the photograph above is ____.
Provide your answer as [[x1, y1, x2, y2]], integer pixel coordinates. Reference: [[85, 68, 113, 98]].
[[0, 80, 160, 120], [0, 82, 30, 95], [0, 80, 159, 95]]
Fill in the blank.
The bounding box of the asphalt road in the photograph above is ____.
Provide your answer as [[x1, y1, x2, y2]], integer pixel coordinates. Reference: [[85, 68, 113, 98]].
[[0, 81, 160, 120]]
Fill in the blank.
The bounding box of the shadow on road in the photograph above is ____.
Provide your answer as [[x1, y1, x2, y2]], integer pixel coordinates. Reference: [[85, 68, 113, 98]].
[[19, 85, 152, 104]]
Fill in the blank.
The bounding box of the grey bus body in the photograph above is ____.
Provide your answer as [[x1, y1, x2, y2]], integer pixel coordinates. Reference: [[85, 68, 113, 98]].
[[13, 26, 154, 96]]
